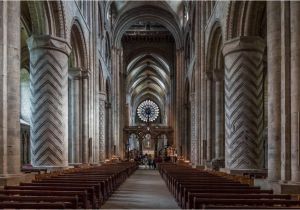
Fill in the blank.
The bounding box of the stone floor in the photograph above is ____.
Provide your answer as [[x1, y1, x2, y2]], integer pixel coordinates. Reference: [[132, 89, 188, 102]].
[[101, 168, 179, 209]]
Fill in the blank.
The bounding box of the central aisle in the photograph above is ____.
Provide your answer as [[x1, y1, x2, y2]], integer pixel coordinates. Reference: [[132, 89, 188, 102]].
[[101, 168, 179, 209]]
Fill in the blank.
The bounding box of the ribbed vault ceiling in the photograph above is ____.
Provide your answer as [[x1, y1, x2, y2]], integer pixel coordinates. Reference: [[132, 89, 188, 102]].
[[126, 53, 170, 114], [115, 1, 179, 124]]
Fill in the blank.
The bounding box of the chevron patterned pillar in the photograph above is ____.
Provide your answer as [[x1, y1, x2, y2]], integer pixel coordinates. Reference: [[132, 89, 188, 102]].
[[27, 35, 71, 168], [99, 93, 106, 163], [223, 36, 265, 170]]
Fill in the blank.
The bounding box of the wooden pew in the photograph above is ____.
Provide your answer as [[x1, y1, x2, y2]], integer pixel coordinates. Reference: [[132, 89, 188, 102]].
[[0, 195, 79, 209], [0, 162, 138, 209], [193, 198, 300, 209], [186, 193, 290, 209], [4, 185, 96, 208], [0, 201, 69, 209], [159, 163, 300, 209], [0, 189, 88, 208]]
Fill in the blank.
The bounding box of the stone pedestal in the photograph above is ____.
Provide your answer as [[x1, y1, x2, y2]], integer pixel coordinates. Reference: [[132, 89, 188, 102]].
[[223, 36, 265, 170], [211, 158, 225, 170], [27, 35, 71, 167]]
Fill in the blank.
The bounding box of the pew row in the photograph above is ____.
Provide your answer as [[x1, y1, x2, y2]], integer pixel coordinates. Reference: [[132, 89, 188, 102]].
[[159, 163, 300, 209], [0, 162, 138, 209]]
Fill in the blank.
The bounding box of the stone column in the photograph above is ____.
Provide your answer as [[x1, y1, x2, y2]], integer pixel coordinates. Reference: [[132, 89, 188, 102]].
[[200, 0, 207, 166], [206, 72, 212, 161], [68, 68, 81, 164], [27, 35, 71, 167], [267, 2, 282, 181], [175, 49, 184, 156], [82, 71, 89, 163], [0, 1, 21, 175], [105, 102, 112, 159], [223, 36, 265, 170], [291, 2, 300, 182], [99, 92, 106, 162], [190, 93, 197, 165], [281, 1, 291, 182], [214, 71, 225, 161]]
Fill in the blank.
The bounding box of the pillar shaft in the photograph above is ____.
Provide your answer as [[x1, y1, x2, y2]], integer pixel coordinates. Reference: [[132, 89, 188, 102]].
[[214, 72, 224, 160], [105, 102, 112, 159], [290, 1, 300, 182], [190, 93, 197, 164], [82, 73, 89, 163], [206, 73, 212, 161], [69, 68, 81, 164], [99, 93, 106, 162], [281, 1, 291, 182], [0, 1, 21, 174], [223, 36, 265, 170], [28, 35, 71, 167], [267, 2, 282, 181]]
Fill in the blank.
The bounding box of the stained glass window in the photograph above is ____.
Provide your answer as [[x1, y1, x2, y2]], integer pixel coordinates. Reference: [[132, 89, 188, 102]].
[[137, 100, 159, 122]]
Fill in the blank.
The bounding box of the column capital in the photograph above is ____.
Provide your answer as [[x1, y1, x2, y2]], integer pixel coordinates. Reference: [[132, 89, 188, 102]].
[[222, 36, 265, 57], [81, 70, 90, 79], [69, 67, 82, 79], [27, 35, 71, 56], [213, 70, 223, 82], [99, 92, 106, 101], [205, 71, 213, 80]]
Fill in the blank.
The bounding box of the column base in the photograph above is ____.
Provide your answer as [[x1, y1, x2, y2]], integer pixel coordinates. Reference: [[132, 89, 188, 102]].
[[32, 166, 72, 172], [205, 159, 225, 171], [219, 168, 267, 176], [280, 182, 300, 194], [254, 180, 300, 194], [0, 173, 34, 186]]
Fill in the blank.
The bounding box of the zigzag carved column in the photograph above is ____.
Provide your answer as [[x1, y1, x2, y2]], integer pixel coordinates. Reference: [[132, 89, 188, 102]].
[[27, 35, 71, 167], [223, 36, 265, 170], [99, 93, 106, 162]]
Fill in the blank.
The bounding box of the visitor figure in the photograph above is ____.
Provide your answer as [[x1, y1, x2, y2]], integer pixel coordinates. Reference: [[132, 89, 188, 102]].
[[153, 158, 157, 169], [148, 157, 152, 169]]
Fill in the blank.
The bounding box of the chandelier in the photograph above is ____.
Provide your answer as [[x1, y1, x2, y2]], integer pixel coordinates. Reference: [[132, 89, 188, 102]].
[[137, 100, 159, 122]]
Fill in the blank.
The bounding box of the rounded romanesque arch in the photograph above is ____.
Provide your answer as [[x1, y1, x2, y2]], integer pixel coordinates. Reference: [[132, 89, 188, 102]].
[[69, 19, 88, 69], [225, 1, 266, 40], [113, 5, 182, 49], [26, 1, 66, 38]]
